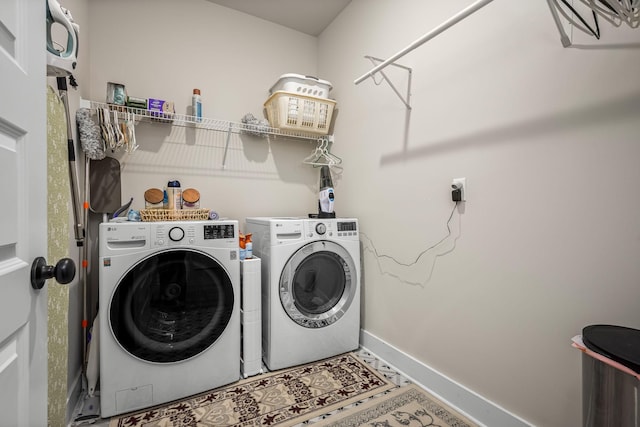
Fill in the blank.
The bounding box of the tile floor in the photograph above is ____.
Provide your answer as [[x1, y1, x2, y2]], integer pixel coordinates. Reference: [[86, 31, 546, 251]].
[[69, 347, 410, 427]]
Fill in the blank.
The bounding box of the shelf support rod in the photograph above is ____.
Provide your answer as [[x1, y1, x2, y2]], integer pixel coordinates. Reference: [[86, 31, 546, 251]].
[[365, 55, 412, 109], [354, 0, 496, 85], [222, 123, 232, 169]]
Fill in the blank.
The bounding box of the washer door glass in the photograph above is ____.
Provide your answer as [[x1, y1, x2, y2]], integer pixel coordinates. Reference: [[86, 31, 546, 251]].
[[280, 241, 356, 328], [110, 249, 234, 363]]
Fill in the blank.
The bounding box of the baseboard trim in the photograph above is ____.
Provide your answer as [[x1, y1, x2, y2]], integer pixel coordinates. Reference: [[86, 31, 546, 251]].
[[360, 329, 533, 427]]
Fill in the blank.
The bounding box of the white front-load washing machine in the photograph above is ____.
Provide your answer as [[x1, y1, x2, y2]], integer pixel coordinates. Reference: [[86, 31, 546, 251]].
[[99, 220, 240, 417], [245, 217, 360, 371]]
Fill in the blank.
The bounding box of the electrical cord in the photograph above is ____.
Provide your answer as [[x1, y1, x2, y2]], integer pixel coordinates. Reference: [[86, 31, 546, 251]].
[[360, 201, 460, 287]]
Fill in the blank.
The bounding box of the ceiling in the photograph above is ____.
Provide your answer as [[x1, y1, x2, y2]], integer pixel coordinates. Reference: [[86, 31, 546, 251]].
[[206, 0, 352, 36]]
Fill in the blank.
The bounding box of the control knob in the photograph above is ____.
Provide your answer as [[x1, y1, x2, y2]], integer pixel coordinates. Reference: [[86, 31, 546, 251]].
[[169, 227, 185, 242], [315, 223, 326, 235]]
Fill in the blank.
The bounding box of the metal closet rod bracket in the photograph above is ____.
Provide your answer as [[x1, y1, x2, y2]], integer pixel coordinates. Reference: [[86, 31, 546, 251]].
[[354, 0, 496, 85], [364, 55, 413, 110]]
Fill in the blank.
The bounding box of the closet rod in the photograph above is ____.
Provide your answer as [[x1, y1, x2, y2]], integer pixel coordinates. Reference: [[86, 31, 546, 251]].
[[354, 0, 496, 85]]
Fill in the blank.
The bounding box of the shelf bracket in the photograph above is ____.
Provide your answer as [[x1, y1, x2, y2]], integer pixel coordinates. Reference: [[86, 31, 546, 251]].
[[364, 55, 412, 110], [222, 123, 232, 169]]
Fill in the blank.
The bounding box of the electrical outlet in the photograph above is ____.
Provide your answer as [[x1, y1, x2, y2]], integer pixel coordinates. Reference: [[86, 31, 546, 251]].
[[452, 177, 466, 202]]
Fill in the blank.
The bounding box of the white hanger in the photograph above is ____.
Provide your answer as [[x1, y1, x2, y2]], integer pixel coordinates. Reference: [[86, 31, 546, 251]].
[[550, 0, 602, 39], [112, 110, 125, 151], [125, 112, 138, 153], [303, 138, 326, 164], [575, 0, 639, 28], [99, 107, 115, 150], [577, 0, 623, 27], [303, 137, 343, 172]]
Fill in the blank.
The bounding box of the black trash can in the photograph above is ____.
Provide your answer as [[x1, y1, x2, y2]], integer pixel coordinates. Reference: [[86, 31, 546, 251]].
[[581, 325, 640, 427]]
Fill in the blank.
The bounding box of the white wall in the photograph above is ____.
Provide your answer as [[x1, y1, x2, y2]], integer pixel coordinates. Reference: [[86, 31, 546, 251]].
[[318, 1, 640, 426], [87, 0, 323, 223], [79, 0, 640, 425], [73, 0, 328, 420]]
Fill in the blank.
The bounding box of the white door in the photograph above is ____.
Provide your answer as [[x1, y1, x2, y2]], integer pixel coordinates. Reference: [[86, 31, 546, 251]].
[[0, 1, 49, 426]]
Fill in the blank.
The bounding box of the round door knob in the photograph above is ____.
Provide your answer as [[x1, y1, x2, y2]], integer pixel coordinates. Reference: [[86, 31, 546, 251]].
[[31, 257, 76, 290]]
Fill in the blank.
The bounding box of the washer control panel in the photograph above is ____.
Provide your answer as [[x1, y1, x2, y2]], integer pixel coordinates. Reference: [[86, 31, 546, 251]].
[[100, 220, 240, 259], [150, 220, 237, 248], [204, 223, 236, 240]]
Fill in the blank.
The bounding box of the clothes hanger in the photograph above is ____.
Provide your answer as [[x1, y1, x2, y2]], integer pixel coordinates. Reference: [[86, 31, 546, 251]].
[[552, 0, 602, 38], [99, 107, 115, 150], [577, 0, 639, 27], [125, 112, 138, 153], [303, 137, 343, 172], [112, 110, 125, 151], [586, 0, 628, 25], [303, 138, 325, 164], [303, 138, 328, 165]]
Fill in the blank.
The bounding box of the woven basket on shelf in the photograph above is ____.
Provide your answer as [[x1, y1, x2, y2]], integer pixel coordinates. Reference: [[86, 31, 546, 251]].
[[140, 209, 210, 222]]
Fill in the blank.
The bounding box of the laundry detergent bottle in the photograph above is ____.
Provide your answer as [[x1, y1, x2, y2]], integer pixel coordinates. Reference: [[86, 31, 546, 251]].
[[164, 180, 182, 210]]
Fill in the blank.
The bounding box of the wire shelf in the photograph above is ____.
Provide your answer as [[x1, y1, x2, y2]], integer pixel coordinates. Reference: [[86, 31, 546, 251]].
[[88, 100, 324, 141]]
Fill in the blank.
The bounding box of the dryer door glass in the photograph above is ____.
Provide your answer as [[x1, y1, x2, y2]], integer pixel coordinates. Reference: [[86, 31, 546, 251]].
[[109, 249, 234, 363], [280, 241, 357, 328]]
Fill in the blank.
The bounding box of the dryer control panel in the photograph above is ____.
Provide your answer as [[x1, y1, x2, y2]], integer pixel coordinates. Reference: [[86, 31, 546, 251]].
[[337, 221, 358, 236], [304, 218, 359, 240]]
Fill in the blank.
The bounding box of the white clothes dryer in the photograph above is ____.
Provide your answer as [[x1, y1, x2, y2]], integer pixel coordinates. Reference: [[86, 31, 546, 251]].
[[245, 217, 360, 371], [98, 220, 240, 417]]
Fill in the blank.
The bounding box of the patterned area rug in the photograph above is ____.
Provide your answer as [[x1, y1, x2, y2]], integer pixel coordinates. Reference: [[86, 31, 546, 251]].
[[108, 352, 395, 427], [311, 384, 479, 427]]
